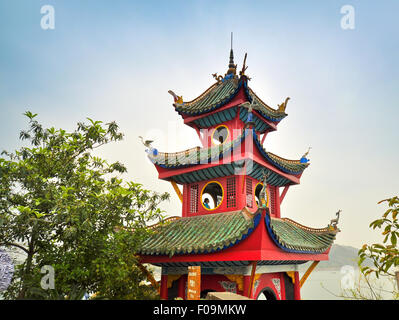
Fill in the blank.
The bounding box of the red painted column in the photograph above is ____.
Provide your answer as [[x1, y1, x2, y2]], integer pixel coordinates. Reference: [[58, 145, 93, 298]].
[[293, 271, 301, 300], [243, 275, 251, 298], [178, 275, 186, 299], [275, 187, 281, 218], [280, 185, 290, 204], [279, 272, 286, 300], [160, 274, 168, 300]]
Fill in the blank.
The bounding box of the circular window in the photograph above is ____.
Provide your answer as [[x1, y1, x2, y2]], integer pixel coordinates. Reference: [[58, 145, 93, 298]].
[[201, 181, 224, 210], [255, 182, 269, 208], [212, 125, 229, 145]]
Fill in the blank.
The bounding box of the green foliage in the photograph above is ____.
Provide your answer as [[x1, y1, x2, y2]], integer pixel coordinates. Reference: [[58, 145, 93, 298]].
[[358, 196, 399, 279], [0, 112, 169, 299]]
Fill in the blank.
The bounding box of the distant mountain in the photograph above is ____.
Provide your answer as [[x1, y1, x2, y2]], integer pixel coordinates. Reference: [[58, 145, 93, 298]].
[[299, 244, 373, 271]]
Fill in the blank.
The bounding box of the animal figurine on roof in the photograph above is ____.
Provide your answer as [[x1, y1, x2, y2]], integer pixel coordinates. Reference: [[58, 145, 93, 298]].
[[277, 97, 290, 113], [139, 136, 153, 148], [168, 90, 183, 105], [212, 73, 223, 82], [300, 147, 311, 163], [240, 99, 257, 129], [139, 136, 158, 157], [328, 210, 341, 230], [239, 53, 248, 77]]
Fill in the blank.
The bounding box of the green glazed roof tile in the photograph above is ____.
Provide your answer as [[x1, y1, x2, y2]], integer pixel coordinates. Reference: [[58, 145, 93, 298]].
[[174, 78, 287, 123], [138, 208, 261, 257], [266, 215, 339, 254], [246, 88, 287, 122], [175, 79, 238, 115], [148, 129, 309, 175]]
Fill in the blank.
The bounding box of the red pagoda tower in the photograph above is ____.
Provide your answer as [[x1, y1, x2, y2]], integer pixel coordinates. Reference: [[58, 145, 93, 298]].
[[138, 47, 340, 300]]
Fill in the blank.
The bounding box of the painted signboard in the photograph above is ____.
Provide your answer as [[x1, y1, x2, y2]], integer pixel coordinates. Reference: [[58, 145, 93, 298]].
[[187, 266, 201, 300]]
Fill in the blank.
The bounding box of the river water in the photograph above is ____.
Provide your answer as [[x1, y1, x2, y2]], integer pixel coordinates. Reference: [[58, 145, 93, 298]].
[[150, 267, 396, 300], [1, 266, 396, 300]]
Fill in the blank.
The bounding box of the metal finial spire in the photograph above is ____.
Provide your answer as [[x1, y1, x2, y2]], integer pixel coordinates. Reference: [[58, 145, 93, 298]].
[[227, 32, 236, 75]]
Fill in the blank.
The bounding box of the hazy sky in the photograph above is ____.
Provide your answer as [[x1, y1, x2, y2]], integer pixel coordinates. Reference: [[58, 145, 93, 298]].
[[0, 0, 398, 249]]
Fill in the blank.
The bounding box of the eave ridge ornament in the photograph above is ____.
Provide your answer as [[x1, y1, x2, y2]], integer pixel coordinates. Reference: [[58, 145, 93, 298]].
[[212, 72, 224, 83], [139, 136, 158, 157], [328, 210, 341, 232], [239, 53, 248, 77], [239, 99, 256, 129], [300, 147, 311, 163], [277, 97, 290, 113], [168, 90, 184, 106]]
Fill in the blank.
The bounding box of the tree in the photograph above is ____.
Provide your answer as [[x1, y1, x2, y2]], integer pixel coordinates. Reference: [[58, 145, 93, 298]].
[[358, 196, 399, 279], [0, 112, 169, 299], [340, 196, 399, 300]]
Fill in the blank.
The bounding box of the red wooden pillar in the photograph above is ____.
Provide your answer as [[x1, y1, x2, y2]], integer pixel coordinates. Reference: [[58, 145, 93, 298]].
[[178, 274, 186, 299], [275, 187, 281, 218], [243, 275, 251, 298], [279, 272, 286, 300], [160, 274, 168, 300], [293, 271, 301, 300], [280, 185, 290, 204], [247, 261, 257, 298]]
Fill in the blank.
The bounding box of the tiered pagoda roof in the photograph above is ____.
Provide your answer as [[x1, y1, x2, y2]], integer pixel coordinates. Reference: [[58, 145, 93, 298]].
[[174, 77, 287, 123], [138, 47, 340, 269], [138, 208, 339, 260], [148, 128, 309, 186], [170, 51, 289, 134], [139, 208, 260, 258]]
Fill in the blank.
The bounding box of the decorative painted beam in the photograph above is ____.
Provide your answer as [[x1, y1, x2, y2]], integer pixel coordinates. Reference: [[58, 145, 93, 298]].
[[247, 261, 257, 298], [182, 88, 247, 125], [261, 132, 268, 145], [137, 261, 160, 292], [253, 110, 277, 131], [286, 271, 296, 284], [193, 126, 207, 147], [293, 272, 301, 300], [170, 180, 183, 203], [299, 261, 320, 288], [279, 185, 290, 204]]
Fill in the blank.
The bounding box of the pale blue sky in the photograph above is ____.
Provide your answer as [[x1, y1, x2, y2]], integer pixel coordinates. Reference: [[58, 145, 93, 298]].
[[0, 0, 398, 248]]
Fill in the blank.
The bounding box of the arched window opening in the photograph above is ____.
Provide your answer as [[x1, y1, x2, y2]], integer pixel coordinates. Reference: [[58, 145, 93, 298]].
[[257, 287, 277, 300], [255, 183, 264, 207], [200, 289, 216, 299], [201, 181, 223, 210], [212, 125, 229, 145]]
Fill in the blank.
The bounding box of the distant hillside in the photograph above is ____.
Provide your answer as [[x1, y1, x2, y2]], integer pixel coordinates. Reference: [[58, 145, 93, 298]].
[[299, 244, 373, 271]]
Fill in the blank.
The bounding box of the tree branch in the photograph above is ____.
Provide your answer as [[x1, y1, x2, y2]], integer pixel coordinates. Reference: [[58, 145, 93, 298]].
[[1, 242, 29, 254]]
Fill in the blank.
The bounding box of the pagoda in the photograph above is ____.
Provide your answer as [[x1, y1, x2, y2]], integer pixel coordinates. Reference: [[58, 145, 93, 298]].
[[137, 45, 340, 300]]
